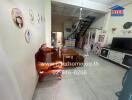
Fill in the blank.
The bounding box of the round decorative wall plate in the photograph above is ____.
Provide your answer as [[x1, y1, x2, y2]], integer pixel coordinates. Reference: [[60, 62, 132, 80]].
[[29, 9, 34, 24], [25, 29, 31, 44], [11, 8, 24, 28], [37, 13, 41, 23], [41, 16, 43, 22], [123, 22, 132, 29]]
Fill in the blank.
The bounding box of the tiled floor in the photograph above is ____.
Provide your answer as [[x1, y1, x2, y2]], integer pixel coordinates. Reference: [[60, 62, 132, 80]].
[[33, 53, 127, 100]]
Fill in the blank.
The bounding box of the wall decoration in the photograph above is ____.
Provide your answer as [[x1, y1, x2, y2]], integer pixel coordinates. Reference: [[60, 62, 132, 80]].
[[25, 29, 32, 44], [41, 16, 43, 22], [66, 28, 71, 32], [128, 30, 132, 34], [123, 22, 132, 29], [122, 30, 128, 34], [37, 13, 41, 23], [29, 9, 34, 24], [121, 30, 132, 34], [98, 35, 105, 42], [102, 30, 106, 34], [112, 28, 117, 33], [11, 8, 24, 28]]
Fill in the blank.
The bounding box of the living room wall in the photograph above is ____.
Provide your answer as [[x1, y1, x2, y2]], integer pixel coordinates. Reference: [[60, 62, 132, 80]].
[[90, 0, 132, 45], [0, 0, 50, 100], [107, 2, 132, 44]]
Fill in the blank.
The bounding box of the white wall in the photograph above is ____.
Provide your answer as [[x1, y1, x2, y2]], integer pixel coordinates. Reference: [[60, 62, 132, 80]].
[[52, 14, 77, 33], [90, 1, 132, 45], [107, 3, 132, 44], [0, 0, 50, 100], [0, 43, 22, 100], [44, 0, 51, 47], [90, 14, 107, 29]]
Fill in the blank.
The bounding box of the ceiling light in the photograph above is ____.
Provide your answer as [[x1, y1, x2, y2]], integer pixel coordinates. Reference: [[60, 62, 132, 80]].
[[79, 7, 83, 20]]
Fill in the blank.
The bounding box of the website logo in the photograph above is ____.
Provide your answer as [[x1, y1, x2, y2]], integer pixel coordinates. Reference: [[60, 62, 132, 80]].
[[111, 5, 125, 16]]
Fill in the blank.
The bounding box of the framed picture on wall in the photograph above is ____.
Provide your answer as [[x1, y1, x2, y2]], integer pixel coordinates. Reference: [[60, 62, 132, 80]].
[[11, 8, 24, 28], [98, 35, 105, 42], [66, 28, 71, 32]]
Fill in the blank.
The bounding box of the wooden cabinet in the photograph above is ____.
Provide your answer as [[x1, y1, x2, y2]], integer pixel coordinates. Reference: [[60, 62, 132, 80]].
[[100, 48, 131, 69], [108, 50, 124, 64]]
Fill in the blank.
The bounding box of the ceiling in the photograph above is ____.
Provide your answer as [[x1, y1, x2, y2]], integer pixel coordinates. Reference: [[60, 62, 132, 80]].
[[52, 2, 105, 19], [88, 0, 121, 5], [52, 0, 122, 18]]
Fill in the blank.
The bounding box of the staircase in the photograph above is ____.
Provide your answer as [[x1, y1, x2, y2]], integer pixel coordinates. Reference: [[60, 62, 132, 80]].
[[66, 16, 95, 47], [67, 16, 95, 39]]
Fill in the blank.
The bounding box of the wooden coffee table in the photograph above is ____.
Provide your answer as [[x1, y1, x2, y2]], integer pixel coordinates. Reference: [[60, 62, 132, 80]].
[[61, 48, 80, 66]]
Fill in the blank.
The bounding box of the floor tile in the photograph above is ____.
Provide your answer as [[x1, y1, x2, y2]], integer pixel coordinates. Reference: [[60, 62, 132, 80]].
[[33, 54, 126, 100]]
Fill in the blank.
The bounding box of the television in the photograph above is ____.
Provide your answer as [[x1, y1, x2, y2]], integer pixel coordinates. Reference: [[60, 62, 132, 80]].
[[111, 38, 132, 53]]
